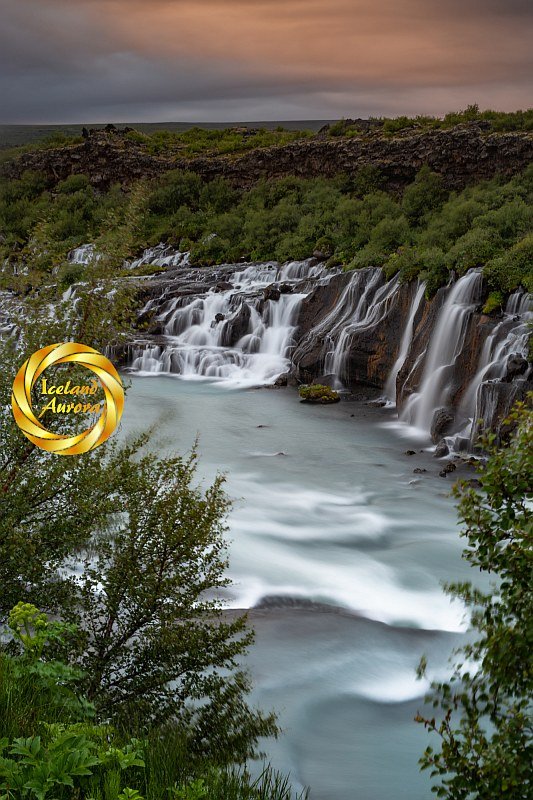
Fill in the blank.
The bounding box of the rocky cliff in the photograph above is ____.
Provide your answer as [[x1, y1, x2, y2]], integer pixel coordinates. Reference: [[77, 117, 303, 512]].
[[3, 124, 532, 192], [113, 250, 531, 452]]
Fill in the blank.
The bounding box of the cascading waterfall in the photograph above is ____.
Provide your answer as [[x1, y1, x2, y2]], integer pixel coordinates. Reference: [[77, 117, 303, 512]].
[[400, 270, 484, 433], [449, 289, 533, 449], [126, 259, 320, 386], [385, 282, 425, 402], [322, 269, 401, 387]]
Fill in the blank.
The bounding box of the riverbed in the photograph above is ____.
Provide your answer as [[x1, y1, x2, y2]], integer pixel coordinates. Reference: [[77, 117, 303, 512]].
[[120, 375, 475, 800]]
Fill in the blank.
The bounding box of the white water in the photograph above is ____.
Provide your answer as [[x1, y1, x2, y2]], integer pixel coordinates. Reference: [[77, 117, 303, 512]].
[[385, 282, 426, 402], [323, 270, 400, 387], [120, 378, 478, 800], [452, 289, 533, 448], [124, 254, 530, 447], [126, 259, 322, 386], [400, 271, 484, 433], [129, 243, 191, 269]]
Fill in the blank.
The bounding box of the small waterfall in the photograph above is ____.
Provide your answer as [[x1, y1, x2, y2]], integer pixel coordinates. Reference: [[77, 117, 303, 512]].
[[401, 271, 484, 433], [126, 259, 314, 386], [68, 242, 190, 271], [68, 244, 101, 265], [451, 290, 532, 449], [129, 243, 190, 270], [320, 269, 401, 387], [385, 282, 425, 402]]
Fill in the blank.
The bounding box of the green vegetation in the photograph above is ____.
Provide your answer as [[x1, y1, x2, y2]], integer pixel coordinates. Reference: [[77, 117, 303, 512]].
[[0, 604, 306, 800], [1, 158, 531, 301], [299, 384, 340, 403], [328, 106, 533, 137], [124, 126, 312, 157], [0, 132, 83, 166], [416, 398, 533, 798], [0, 288, 306, 798]]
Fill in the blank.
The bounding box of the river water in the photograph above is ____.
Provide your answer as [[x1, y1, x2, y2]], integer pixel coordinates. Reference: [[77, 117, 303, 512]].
[[120, 375, 476, 800]]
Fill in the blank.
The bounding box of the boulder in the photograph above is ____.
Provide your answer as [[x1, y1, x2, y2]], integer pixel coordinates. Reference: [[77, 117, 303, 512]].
[[220, 303, 251, 346], [264, 284, 281, 302], [434, 439, 449, 458], [278, 283, 293, 294], [299, 384, 340, 404], [503, 353, 529, 382], [213, 281, 233, 293], [430, 407, 455, 444]]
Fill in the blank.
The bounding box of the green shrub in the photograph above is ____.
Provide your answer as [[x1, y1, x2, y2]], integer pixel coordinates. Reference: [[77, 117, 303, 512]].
[[299, 384, 340, 403], [482, 291, 504, 315], [484, 233, 533, 293]]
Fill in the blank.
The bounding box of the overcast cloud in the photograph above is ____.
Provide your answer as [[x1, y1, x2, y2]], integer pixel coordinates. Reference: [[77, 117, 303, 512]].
[[1, 0, 531, 122]]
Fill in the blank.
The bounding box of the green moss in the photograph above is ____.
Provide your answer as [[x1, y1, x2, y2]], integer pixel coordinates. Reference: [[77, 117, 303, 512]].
[[299, 384, 340, 403], [483, 291, 504, 315]]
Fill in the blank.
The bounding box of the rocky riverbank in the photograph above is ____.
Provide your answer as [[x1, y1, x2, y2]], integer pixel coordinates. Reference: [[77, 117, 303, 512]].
[[110, 249, 531, 453]]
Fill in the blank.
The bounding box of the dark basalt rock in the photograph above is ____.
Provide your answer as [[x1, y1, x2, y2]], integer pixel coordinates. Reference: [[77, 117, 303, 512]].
[[4, 125, 532, 194], [278, 283, 293, 294], [503, 353, 529, 382], [430, 407, 455, 444], [214, 281, 234, 293], [439, 462, 457, 477], [264, 284, 281, 302], [220, 303, 251, 346], [434, 439, 450, 458]]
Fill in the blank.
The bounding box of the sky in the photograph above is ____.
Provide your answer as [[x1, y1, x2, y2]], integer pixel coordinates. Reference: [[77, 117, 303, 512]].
[[1, 0, 532, 123]]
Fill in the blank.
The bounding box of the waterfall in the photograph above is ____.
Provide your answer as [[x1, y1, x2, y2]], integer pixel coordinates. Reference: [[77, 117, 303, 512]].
[[401, 270, 484, 433], [385, 282, 425, 402], [452, 290, 532, 449], [321, 269, 401, 387], [126, 259, 318, 387], [129, 243, 190, 270]]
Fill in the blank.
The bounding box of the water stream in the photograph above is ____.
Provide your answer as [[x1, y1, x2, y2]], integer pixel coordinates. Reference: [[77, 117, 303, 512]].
[[120, 377, 472, 800]]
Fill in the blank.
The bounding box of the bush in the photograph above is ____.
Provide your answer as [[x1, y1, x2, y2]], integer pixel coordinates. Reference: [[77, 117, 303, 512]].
[[416, 399, 533, 799], [299, 384, 340, 403], [482, 291, 504, 315]]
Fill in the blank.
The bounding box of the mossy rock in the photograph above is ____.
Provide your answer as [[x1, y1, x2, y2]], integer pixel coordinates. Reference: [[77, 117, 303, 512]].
[[299, 384, 340, 404]]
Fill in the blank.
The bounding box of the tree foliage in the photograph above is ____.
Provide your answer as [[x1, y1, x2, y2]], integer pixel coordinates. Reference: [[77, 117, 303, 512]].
[[416, 398, 533, 799]]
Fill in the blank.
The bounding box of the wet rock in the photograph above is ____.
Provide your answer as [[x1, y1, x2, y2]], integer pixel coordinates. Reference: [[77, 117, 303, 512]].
[[214, 281, 233, 293], [463, 478, 482, 489], [404, 450, 416, 456], [430, 407, 455, 444], [214, 313, 225, 323], [264, 284, 281, 302], [439, 462, 457, 477], [413, 468, 427, 473], [299, 384, 340, 404], [434, 439, 449, 458], [503, 353, 529, 382], [220, 303, 251, 346], [278, 283, 293, 294], [274, 373, 288, 387]]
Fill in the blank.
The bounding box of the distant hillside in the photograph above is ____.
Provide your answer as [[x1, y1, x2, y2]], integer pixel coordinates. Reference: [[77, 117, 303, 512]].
[[0, 121, 334, 150]]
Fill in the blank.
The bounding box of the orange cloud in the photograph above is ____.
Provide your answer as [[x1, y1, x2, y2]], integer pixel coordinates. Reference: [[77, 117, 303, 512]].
[[75, 0, 532, 88]]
